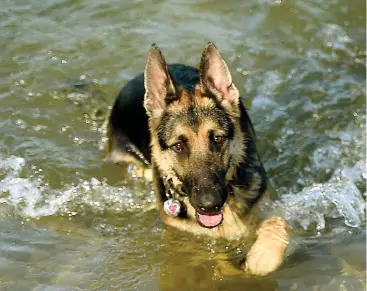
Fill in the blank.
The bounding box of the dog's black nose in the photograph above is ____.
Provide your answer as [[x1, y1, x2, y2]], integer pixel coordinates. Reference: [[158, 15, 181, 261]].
[[194, 186, 225, 213], [199, 204, 221, 213]]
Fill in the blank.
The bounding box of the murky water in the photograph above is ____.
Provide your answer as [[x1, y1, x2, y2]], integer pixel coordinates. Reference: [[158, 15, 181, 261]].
[[1, 0, 366, 290]]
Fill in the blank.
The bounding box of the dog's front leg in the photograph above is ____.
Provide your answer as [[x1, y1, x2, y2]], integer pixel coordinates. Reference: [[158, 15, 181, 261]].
[[242, 217, 289, 276]]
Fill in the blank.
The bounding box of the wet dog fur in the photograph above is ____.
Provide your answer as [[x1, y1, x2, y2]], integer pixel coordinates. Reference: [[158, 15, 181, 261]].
[[106, 43, 289, 276]]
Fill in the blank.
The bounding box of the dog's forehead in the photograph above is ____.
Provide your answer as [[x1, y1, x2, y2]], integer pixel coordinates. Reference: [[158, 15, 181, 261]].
[[170, 85, 213, 109], [165, 98, 229, 131], [168, 86, 227, 120]]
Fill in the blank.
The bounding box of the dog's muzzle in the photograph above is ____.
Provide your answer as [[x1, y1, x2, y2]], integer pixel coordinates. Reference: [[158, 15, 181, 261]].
[[164, 175, 227, 228]]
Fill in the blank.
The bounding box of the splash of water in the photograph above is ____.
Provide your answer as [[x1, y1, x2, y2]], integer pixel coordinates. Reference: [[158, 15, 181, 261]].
[[0, 155, 154, 219], [277, 174, 365, 231]]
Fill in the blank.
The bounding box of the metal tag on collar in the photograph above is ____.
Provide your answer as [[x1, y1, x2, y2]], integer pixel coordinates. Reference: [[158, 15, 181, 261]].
[[163, 189, 181, 217], [163, 199, 181, 217]]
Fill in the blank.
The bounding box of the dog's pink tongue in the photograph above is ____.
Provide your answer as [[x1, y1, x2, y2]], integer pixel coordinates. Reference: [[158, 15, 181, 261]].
[[196, 212, 223, 228]]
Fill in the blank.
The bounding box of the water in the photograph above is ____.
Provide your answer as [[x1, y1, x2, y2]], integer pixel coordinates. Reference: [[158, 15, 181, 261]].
[[0, 0, 365, 290]]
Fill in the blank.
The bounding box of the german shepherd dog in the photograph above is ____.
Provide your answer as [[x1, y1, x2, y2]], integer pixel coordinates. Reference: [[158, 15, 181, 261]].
[[106, 43, 289, 276]]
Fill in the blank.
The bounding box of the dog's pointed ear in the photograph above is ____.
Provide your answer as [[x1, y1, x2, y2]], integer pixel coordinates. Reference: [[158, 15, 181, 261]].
[[144, 44, 176, 119], [200, 42, 240, 114]]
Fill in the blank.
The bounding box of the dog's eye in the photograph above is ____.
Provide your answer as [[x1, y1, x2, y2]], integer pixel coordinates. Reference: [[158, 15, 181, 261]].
[[171, 142, 184, 153], [213, 136, 226, 144]]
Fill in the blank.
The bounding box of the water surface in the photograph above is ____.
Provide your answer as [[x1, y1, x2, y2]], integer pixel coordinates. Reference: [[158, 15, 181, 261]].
[[0, 0, 366, 290]]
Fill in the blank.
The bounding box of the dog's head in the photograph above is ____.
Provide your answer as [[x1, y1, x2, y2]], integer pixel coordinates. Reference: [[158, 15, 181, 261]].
[[144, 43, 245, 228]]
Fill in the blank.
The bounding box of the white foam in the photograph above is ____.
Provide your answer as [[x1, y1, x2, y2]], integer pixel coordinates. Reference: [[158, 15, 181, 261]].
[[275, 173, 365, 231], [0, 155, 154, 218]]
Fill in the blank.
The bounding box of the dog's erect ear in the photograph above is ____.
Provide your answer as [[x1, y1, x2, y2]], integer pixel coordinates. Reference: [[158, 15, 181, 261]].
[[144, 44, 176, 119], [200, 42, 240, 114]]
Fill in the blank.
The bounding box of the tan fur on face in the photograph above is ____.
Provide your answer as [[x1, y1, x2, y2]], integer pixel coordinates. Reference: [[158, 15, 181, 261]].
[[149, 83, 250, 204], [169, 86, 215, 113], [149, 85, 232, 183]]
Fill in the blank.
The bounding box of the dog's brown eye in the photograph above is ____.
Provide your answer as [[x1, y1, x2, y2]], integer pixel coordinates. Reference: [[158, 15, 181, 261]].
[[171, 142, 184, 153], [214, 136, 225, 144]]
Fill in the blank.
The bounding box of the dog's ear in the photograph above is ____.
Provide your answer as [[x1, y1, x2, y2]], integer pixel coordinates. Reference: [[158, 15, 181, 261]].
[[200, 42, 240, 114], [144, 44, 176, 119]]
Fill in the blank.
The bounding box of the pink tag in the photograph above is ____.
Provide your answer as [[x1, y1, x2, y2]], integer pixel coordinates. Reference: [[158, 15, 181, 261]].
[[163, 199, 181, 217], [169, 204, 177, 213]]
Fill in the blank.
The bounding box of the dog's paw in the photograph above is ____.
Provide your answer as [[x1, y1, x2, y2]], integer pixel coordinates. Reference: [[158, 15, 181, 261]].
[[242, 217, 289, 276]]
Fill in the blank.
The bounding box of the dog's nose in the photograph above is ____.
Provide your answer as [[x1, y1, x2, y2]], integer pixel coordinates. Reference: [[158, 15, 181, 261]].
[[199, 204, 221, 213], [194, 186, 224, 213]]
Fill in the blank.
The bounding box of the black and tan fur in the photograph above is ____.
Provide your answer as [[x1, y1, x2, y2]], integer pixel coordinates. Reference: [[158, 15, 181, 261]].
[[106, 43, 289, 276]]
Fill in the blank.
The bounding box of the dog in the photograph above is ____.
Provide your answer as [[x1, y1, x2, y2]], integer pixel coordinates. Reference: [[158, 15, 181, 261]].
[[106, 42, 289, 276]]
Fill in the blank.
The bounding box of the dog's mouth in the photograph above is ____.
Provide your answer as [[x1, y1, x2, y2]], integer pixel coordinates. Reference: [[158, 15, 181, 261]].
[[195, 210, 223, 228]]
